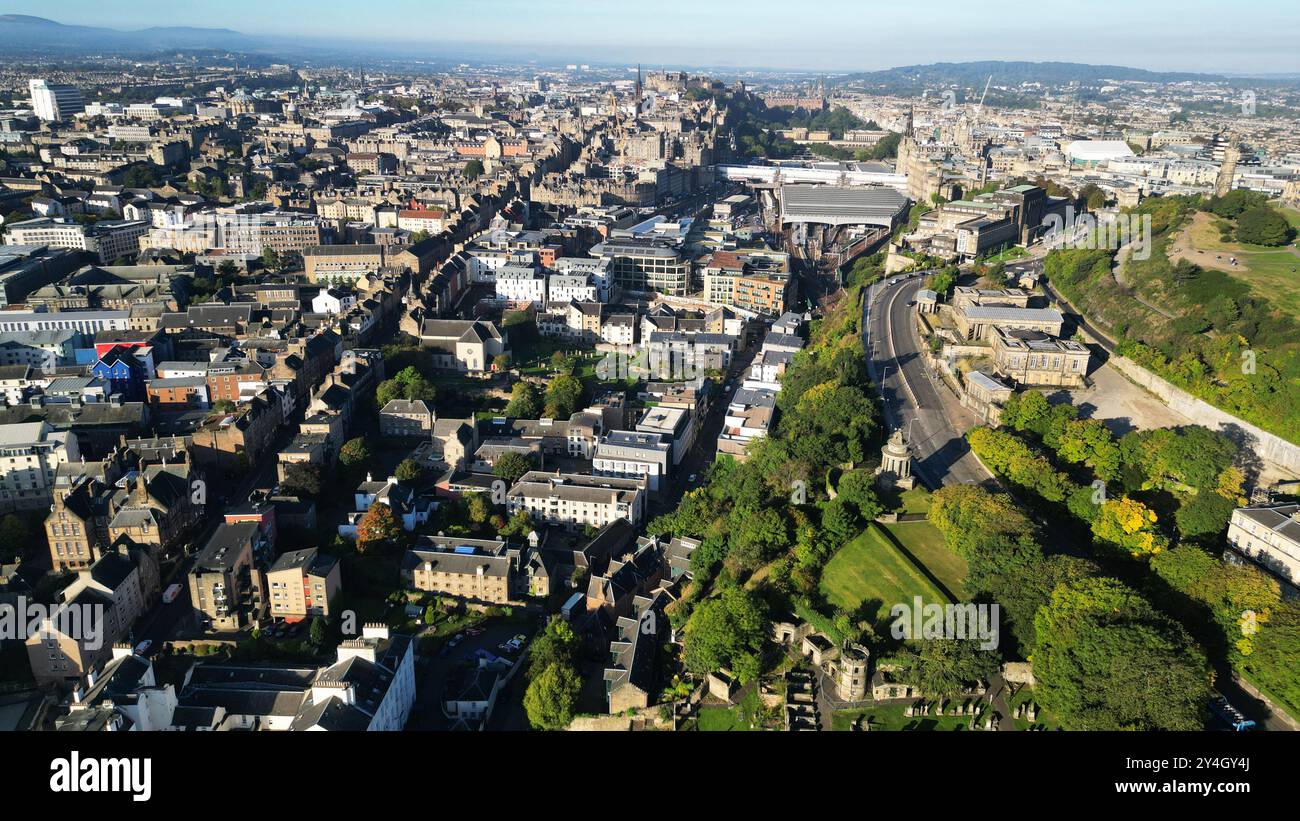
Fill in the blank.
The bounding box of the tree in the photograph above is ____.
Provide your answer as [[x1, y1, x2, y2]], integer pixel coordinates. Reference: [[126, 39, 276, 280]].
[[499, 509, 533, 538], [1119, 426, 1236, 492], [394, 459, 424, 484], [726, 506, 789, 572], [527, 618, 580, 680], [1151, 545, 1279, 660], [1234, 206, 1293, 246], [1034, 577, 1212, 730], [505, 382, 540, 418], [378, 366, 436, 409], [1056, 418, 1122, 482], [260, 247, 282, 272], [967, 427, 1073, 503], [1238, 600, 1300, 717], [281, 462, 322, 496], [683, 585, 767, 682], [375, 378, 405, 410], [493, 452, 535, 487], [465, 492, 492, 526], [309, 616, 326, 646], [542, 374, 583, 418], [1173, 489, 1236, 543], [216, 260, 241, 281], [896, 638, 1000, 699], [463, 159, 485, 180], [339, 437, 372, 474], [1204, 189, 1269, 219], [550, 350, 576, 375], [524, 662, 580, 730], [983, 554, 1099, 657], [392, 366, 435, 402], [356, 503, 402, 553], [1091, 497, 1169, 559], [930, 484, 1042, 591]]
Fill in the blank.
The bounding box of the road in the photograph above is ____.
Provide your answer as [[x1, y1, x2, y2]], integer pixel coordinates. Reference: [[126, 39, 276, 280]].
[[653, 334, 761, 517], [864, 276, 993, 489]]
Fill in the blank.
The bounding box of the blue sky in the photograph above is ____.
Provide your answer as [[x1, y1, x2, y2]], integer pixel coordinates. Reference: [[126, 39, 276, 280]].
[[10, 0, 1300, 73]]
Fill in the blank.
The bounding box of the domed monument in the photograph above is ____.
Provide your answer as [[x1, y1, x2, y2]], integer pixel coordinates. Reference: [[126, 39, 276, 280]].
[[875, 427, 915, 491]]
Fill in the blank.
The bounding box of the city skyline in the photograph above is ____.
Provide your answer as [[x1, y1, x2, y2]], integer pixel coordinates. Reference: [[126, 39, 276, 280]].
[[3, 1, 1298, 75]]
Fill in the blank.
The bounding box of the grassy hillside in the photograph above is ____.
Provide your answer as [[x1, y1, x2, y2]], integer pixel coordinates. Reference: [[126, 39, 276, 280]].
[[1045, 196, 1300, 446]]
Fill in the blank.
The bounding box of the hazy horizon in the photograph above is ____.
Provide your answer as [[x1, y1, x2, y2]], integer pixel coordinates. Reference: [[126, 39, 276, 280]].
[[4, 1, 1299, 75]]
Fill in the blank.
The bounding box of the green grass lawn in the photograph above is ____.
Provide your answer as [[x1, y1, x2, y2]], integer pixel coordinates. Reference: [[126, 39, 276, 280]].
[[832, 703, 984, 731], [695, 705, 755, 731], [896, 485, 934, 515], [880, 520, 968, 600], [1184, 208, 1300, 315], [820, 525, 949, 626]]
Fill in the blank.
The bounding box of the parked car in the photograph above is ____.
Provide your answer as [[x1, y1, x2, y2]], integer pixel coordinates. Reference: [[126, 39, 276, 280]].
[[134, 640, 151, 656]]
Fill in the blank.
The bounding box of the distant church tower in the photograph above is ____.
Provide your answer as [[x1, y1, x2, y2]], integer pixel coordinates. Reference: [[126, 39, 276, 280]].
[[634, 64, 643, 118]]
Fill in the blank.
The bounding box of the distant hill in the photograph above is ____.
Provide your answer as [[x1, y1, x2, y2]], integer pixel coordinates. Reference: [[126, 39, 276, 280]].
[[838, 60, 1226, 89], [0, 14, 256, 52]]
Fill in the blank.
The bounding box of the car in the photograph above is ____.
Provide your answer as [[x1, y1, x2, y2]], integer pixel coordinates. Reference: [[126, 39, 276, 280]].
[[688, 474, 698, 484], [466, 627, 485, 637], [498, 641, 518, 653], [134, 640, 151, 656], [448, 633, 464, 647]]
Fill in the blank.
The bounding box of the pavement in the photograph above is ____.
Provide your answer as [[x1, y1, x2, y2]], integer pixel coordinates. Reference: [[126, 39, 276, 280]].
[[864, 276, 993, 488]]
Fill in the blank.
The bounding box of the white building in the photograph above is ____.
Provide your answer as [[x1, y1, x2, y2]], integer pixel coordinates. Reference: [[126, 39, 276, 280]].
[[593, 431, 671, 492], [0, 311, 129, 336], [547, 274, 598, 304], [4, 217, 147, 264], [0, 421, 81, 513], [312, 287, 358, 315], [507, 471, 644, 529], [636, 405, 697, 466], [494, 264, 548, 304], [29, 79, 85, 122], [1227, 504, 1300, 596]]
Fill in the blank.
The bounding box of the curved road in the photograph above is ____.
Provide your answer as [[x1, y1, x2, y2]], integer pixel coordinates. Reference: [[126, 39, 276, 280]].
[[863, 276, 993, 489]]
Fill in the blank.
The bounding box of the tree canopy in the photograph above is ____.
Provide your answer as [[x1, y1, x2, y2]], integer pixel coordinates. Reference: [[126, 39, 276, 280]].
[[1033, 576, 1211, 730]]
